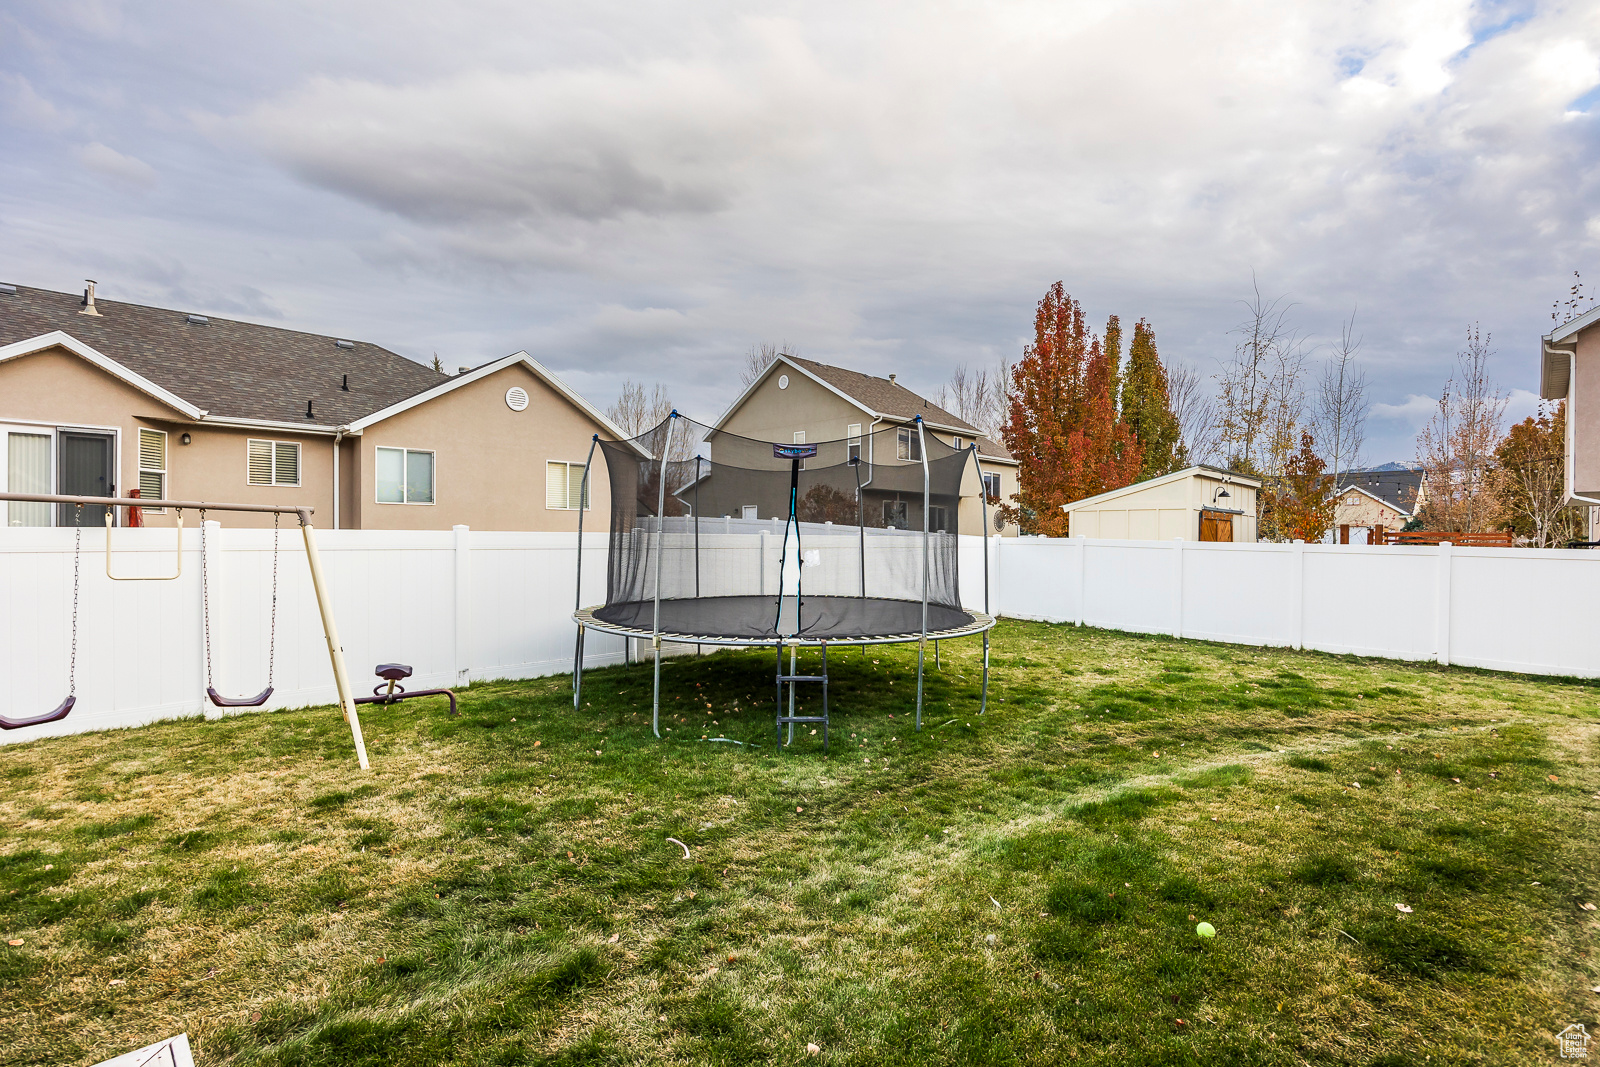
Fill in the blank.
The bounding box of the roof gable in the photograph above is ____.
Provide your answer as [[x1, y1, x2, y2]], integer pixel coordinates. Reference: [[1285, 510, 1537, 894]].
[[711, 353, 1014, 459], [347, 350, 650, 456], [0, 331, 204, 418]]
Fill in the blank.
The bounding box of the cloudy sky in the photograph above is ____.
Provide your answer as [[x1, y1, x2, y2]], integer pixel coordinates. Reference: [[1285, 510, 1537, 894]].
[[3, 0, 1598, 463]]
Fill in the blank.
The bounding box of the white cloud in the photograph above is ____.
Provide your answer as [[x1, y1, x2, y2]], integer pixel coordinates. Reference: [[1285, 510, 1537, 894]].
[[0, 73, 66, 129], [75, 141, 155, 188], [1372, 394, 1439, 426]]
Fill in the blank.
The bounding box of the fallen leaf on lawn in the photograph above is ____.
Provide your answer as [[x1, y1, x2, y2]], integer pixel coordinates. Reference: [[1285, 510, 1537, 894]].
[[1549, 775, 1560, 782], [1581, 903, 1597, 912], [1395, 903, 1413, 913], [608, 933, 620, 944], [109, 979, 125, 986], [807, 1043, 821, 1056], [5, 939, 21, 947]]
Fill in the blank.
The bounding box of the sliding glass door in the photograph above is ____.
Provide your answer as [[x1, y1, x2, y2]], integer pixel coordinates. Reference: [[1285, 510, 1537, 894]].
[[4, 429, 50, 527]]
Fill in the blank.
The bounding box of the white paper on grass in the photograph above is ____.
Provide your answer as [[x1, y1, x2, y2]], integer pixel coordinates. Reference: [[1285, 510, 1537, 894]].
[[91, 1033, 194, 1067]]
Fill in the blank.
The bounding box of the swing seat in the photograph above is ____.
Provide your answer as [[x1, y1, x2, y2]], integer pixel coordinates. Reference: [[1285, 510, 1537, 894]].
[[0, 695, 75, 731], [206, 686, 273, 708]]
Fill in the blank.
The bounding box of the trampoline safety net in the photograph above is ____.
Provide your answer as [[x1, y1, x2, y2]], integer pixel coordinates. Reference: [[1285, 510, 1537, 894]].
[[592, 414, 974, 642]]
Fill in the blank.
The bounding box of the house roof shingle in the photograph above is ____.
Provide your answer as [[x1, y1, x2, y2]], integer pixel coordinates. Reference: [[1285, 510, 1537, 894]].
[[782, 355, 1015, 461], [0, 284, 449, 425], [1336, 465, 1422, 517]]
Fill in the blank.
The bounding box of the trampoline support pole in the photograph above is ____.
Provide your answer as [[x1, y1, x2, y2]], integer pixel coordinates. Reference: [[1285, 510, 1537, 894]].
[[573, 434, 599, 709], [651, 414, 677, 738], [971, 443, 992, 716], [916, 417, 929, 731]]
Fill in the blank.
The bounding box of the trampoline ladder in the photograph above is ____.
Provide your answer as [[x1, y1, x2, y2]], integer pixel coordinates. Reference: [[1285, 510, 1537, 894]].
[[775, 642, 829, 753]]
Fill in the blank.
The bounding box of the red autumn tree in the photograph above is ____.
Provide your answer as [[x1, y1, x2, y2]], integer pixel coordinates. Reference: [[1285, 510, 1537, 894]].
[[1000, 283, 1142, 534], [1262, 430, 1335, 542]]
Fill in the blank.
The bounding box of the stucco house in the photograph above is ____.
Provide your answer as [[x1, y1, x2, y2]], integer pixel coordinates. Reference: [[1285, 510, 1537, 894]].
[[1061, 466, 1260, 541], [0, 281, 634, 530], [710, 354, 1020, 536], [1541, 305, 1600, 539]]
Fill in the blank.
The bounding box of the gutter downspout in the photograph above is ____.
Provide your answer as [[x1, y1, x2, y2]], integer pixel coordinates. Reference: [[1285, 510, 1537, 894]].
[[1553, 342, 1600, 538], [332, 427, 348, 530]]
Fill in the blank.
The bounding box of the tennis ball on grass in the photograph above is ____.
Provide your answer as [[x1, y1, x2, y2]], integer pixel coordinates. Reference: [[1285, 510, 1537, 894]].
[[1195, 922, 1216, 939]]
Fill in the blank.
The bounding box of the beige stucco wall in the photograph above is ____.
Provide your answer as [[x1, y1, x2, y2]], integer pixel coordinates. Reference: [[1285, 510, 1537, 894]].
[[1572, 324, 1600, 496], [1332, 489, 1407, 529], [0, 347, 621, 533], [355, 362, 618, 532], [0, 346, 336, 529], [1066, 471, 1259, 541], [720, 362, 1020, 535]]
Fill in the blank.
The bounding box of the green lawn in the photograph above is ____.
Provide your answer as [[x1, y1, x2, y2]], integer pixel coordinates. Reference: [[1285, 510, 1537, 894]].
[[2, 620, 1598, 1066]]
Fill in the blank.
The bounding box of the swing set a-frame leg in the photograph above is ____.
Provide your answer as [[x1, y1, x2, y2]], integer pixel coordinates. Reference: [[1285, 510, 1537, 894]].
[[299, 517, 368, 770]]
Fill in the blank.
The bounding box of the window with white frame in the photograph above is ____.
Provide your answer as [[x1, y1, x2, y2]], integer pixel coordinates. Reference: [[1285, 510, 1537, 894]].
[[929, 505, 948, 532], [247, 439, 300, 487], [982, 472, 1001, 502], [545, 461, 589, 510], [847, 423, 861, 464], [952, 435, 965, 450], [896, 426, 921, 461], [377, 447, 435, 504], [138, 428, 167, 511], [741, 505, 758, 520]]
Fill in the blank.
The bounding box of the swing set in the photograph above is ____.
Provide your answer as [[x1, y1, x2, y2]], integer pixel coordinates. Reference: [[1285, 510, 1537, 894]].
[[0, 491, 372, 770]]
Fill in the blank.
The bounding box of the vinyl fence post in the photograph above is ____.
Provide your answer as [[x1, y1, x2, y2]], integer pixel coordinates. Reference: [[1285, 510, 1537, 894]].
[[1436, 540, 1452, 666], [453, 525, 470, 688], [1290, 539, 1305, 651], [1076, 534, 1088, 627], [1171, 537, 1184, 640]]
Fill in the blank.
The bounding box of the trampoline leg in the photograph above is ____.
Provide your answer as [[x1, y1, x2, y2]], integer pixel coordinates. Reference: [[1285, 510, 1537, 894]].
[[915, 639, 925, 731], [652, 641, 662, 739], [573, 625, 585, 710], [936, 639, 940, 670], [775, 643, 784, 750], [822, 643, 829, 754], [980, 631, 989, 715], [788, 644, 797, 746]]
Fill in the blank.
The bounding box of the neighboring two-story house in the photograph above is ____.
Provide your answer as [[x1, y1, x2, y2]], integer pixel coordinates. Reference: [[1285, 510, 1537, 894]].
[[711, 354, 1019, 536], [0, 281, 634, 530], [1542, 305, 1600, 540]]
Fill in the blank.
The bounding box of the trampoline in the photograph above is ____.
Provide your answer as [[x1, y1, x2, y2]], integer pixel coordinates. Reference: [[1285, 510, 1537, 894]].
[[571, 412, 996, 748]]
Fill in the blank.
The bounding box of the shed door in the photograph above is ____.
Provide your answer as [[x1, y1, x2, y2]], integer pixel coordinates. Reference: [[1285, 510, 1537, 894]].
[[1199, 509, 1232, 542]]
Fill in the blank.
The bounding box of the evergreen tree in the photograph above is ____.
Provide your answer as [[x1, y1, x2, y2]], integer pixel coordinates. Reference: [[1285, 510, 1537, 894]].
[[1120, 319, 1183, 480]]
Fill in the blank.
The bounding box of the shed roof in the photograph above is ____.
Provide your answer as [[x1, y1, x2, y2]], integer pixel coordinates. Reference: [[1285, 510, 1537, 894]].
[[1061, 465, 1261, 513]]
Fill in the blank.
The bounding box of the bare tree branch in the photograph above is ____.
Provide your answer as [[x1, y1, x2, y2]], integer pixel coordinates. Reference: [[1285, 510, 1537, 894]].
[[1314, 307, 1368, 481]]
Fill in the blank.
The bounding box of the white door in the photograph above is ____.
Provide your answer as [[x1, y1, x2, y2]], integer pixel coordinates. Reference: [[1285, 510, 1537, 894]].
[[1, 424, 53, 527]]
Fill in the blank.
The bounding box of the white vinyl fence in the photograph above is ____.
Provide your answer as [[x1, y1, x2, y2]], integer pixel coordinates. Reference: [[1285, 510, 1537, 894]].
[[997, 536, 1600, 678], [3, 526, 1595, 746], [0, 524, 626, 744]]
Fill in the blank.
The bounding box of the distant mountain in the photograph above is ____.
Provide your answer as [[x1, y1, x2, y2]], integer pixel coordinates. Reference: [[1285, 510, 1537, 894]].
[[1358, 461, 1419, 473]]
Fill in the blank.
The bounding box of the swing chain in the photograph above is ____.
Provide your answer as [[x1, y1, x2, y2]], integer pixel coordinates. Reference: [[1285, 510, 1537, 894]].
[[69, 505, 82, 696], [200, 509, 214, 687], [267, 510, 279, 685]]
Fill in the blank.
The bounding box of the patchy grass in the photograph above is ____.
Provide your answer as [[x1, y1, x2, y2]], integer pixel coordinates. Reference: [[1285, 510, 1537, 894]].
[[2, 620, 1598, 1065]]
